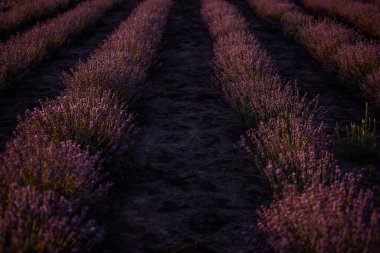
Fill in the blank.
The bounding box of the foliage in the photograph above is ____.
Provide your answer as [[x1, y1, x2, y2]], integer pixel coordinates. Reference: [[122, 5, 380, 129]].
[[336, 103, 378, 162]]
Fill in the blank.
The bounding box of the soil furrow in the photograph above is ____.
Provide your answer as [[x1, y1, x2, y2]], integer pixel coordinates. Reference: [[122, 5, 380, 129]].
[[100, 0, 269, 252], [0, 0, 139, 151]]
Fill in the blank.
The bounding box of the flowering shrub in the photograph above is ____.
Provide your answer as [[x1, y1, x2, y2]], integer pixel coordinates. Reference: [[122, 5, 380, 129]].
[[298, 19, 360, 63], [333, 41, 380, 82], [303, 0, 380, 38], [63, 0, 172, 102], [0, 134, 109, 203], [243, 114, 335, 195], [213, 32, 276, 84], [258, 173, 380, 253], [0, 185, 103, 252], [16, 86, 134, 155], [247, 0, 297, 19], [202, 0, 247, 38], [0, 0, 71, 35], [362, 67, 380, 107], [0, 0, 119, 88]]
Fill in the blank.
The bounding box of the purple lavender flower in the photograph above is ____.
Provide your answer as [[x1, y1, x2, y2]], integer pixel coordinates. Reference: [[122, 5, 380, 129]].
[[1, 134, 109, 204], [258, 173, 380, 253], [0, 185, 103, 252], [15, 86, 134, 155]]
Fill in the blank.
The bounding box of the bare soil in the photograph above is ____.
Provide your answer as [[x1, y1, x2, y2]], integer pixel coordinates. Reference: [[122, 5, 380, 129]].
[[0, 0, 139, 151], [100, 0, 270, 252]]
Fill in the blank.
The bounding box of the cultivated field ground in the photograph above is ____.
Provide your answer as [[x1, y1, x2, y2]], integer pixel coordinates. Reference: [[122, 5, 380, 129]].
[[0, 0, 379, 252]]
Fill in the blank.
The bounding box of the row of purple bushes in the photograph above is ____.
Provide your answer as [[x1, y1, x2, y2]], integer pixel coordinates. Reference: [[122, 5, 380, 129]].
[[0, 0, 120, 89], [0, 0, 172, 251], [0, 0, 28, 11], [0, 0, 76, 36], [302, 0, 380, 39], [248, 0, 380, 108], [201, 0, 380, 252]]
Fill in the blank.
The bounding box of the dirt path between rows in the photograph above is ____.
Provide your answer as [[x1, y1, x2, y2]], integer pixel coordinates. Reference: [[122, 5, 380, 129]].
[[100, 0, 269, 252], [0, 0, 139, 151]]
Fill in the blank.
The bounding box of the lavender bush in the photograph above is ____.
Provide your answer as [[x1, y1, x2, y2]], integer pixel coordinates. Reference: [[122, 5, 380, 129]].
[[333, 41, 380, 82], [63, 0, 172, 103], [362, 68, 380, 107], [0, 0, 119, 88], [242, 114, 335, 195], [298, 19, 360, 63], [202, 0, 248, 38], [258, 173, 380, 253], [0, 185, 103, 252], [0, 0, 72, 35], [213, 32, 276, 83], [247, 0, 297, 19], [303, 0, 380, 38], [0, 134, 109, 203], [16, 86, 134, 155]]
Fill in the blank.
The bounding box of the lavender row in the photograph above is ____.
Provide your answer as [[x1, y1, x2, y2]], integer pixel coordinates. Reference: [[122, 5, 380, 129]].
[[248, 0, 380, 107], [0, 0, 120, 89], [0, 0, 173, 251], [0, 0, 29, 11], [0, 0, 75, 36], [302, 0, 380, 39], [201, 0, 379, 252]]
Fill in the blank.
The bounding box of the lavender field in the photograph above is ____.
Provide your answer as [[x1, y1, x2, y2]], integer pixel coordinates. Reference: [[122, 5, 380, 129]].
[[0, 0, 379, 252]]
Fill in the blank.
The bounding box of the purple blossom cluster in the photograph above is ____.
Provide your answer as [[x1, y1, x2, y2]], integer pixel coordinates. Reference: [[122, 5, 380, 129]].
[[0, 0, 120, 88], [202, 0, 380, 251], [333, 41, 380, 82], [363, 67, 380, 106], [248, 0, 380, 109], [0, 185, 103, 252], [0, 134, 109, 204], [250, 0, 296, 19], [258, 173, 380, 253], [298, 19, 360, 63], [0, 0, 173, 250], [303, 0, 380, 39], [0, 0, 30, 11], [0, 0, 72, 35], [244, 115, 335, 195], [16, 87, 134, 155]]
